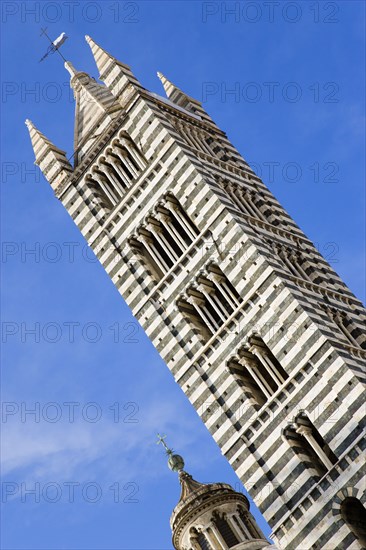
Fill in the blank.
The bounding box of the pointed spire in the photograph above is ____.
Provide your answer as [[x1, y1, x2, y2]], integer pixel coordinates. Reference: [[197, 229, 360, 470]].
[[157, 72, 186, 103], [25, 119, 72, 190], [85, 35, 143, 100], [63, 60, 122, 165], [157, 72, 200, 110], [157, 72, 214, 123], [64, 60, 80, 79]]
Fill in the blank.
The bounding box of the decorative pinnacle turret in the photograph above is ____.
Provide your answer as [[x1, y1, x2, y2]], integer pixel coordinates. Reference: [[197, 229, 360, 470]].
[[157, 434, 185, 472], [25, 119, 34, 131], [156, 72, 176, 98], [64, 61, 78, 78]]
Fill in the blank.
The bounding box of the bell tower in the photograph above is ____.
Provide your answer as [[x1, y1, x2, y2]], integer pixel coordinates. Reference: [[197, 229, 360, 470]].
[[26, 36, 366, 549]]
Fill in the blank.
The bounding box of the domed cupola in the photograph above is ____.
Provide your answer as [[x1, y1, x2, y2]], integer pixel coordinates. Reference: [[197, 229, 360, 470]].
[[157, 435, 278, 550]]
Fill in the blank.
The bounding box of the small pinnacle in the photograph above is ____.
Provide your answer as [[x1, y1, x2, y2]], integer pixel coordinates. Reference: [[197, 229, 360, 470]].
[[85, 35, 91, 43], [64, 61, 78, 78], [157, 71, 168, 84], [25, 119, 33, 129]]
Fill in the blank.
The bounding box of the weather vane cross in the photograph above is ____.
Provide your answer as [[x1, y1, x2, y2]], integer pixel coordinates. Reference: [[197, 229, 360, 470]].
[[39, 28, 68, 63], [156, 433, 172, 454]]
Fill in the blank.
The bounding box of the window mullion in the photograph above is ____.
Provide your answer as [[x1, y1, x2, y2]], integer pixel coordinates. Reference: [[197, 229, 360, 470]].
[[239, 355, 272, 398]]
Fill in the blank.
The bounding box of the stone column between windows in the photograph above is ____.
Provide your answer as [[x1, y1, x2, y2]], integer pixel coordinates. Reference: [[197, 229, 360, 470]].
[[198, 131, 213, 155], [209, 272, 239, 310], [114, 141, 140, 177], [187, 294, 217, 334], [139, 231, 169, 272], [118, 137, 145, 170], [225, 183, 248, 215], [243, 190, 264, 220], [100, 159, 123, 192], [198, 283, 228, 322], [206, 521, 228, 549], [165, 199, 197, 240], [239, 355, 273, 398], [226, 512, 245, 541], [189, 534, 203, 550], [91, 169, 118, 204], [189, 128, 204, 152], [146, 221, 178, 263], [233, 512, 253, 539], [121, 149, 139, 178], [155, 210, 186, 252], [250, 344, 285, 385], [296, 425, 334, 470], [191, 285, 219, 332], [289, 251, 310, 281], [105, 153, 130, 189]]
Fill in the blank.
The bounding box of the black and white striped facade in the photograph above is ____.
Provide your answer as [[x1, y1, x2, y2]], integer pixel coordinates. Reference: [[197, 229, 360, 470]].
[[26, 36, 366, 550]]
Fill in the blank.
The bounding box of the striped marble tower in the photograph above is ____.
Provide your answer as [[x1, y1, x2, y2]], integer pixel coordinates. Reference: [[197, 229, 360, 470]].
[[26, 36, 366, 550]]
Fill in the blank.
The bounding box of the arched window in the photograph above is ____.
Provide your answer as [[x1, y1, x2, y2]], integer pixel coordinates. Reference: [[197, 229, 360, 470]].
[[177, 297, 213, 343], [87, 135, 146, 211], [133, 195, 199, 280], [228, 358, 267, 409], [196, 531, 211, 550], [212, 512, 239, 548], [341, 497, 366, 547], [189, 527, 212, 550], [285, 413, 337, 478], [327, 308, 366, 350], [240, 334, 289, 398], [85, 175, 113, 216], [238, 507, 263, 539], [180, 265, 242, 339]]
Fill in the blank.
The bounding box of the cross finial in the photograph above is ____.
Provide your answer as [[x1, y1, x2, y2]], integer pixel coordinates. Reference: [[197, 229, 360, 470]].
[[157, 433, 172, 454]]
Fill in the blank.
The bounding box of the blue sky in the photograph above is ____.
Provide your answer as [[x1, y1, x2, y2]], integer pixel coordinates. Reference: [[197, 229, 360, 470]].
[[1, 1, 365, 549]]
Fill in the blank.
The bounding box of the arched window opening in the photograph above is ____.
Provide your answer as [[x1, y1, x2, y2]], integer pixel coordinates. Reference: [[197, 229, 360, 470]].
[[85, 175, 113, 213], [296, 414, 337, 466], [105, 151, 131, 189], [87, 136, 146, 212], [177, 298, 213, 343], [341, 497, 366, 547], [133, 196, 199, 281], [100, 159, 126, 196], [238, 507, 262, 539], [91, 167, 121, 206], [129, 237, 164, 281], [327, 308, 366, 350], [147, 216, 183, 261], [243, 334, 289, 396], [285, 425, 327, 478], [217, 178, 287, 226], [207, 264, 242, 311], [140, 226, 173, 271], [196, 531, 211, 550], [187, 287, 223, 333], [165, 195, 199, 242], [285, 413, 337, 478], [213, 512, 239, 548], [182, 267, 242, 337], [228, 358, 267, 408]]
